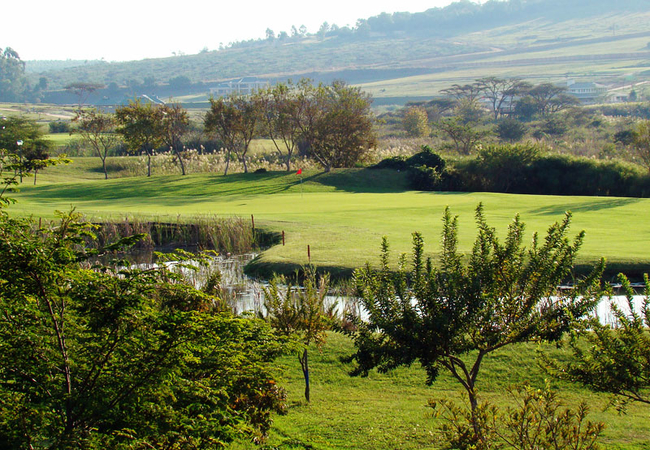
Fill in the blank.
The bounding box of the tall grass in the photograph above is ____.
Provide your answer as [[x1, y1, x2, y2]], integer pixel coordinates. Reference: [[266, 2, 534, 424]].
[[87, 215, 263, 254]]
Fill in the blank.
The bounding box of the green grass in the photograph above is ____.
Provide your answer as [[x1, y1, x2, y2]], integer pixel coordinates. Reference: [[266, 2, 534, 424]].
[[228, 333, 650, 449], [8, 165, 650, 278]]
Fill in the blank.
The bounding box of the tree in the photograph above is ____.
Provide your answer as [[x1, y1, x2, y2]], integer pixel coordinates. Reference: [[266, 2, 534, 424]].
[[525, 83, 575, 117], [256, 82, 303, 171], [73, 109, 120, 179], [477, 77, 531, 121], [204, 93, 261, 175], [0, 209, 288, 448], [632, 120, 650, 172], [65, 82, 104, 110], [115, 99, 164, 177], [347, 205, 603, 447], [402, 106, 431, 137], [262, 267, 334, 402], [0, 47, 27, 102], [0, 116, 52, 184], [159, 103, 190, 175], [435, 117, 490, 155], [298, 80, 376, 172], [496, 117, 528, 142], [554, 273, 650, 410], [441, 82, 484, 103]]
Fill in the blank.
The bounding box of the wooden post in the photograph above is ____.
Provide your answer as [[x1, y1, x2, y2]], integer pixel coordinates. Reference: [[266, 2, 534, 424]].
[[307, 244, 311, 262], [251, 214, 255, 233], [282, 230, 285, 246]]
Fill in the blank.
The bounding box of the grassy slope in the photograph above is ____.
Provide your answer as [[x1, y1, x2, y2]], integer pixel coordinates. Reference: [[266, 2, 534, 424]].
[[228, 333, 650, 449], [10, 165, 650, 278]]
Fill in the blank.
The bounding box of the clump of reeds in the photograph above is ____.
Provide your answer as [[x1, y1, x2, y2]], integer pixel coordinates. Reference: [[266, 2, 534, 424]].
[[86, 214, 261, 254]]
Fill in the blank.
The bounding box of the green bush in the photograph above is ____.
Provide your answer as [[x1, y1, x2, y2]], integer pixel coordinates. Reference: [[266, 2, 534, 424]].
[[405, 145, 445, 171]]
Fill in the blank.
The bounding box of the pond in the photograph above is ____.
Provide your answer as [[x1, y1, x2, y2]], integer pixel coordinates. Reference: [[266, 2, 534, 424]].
[[125, 251, 648, 326]]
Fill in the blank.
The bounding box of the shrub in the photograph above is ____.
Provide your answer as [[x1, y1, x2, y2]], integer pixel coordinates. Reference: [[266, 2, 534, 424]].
[[48, 120, 70, 133], [405, 145, 446, 171], [496, 117, 528, 142]]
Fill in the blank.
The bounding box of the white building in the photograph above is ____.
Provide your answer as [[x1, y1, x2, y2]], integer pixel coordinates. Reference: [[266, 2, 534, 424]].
[[209, 77, 270, 97]]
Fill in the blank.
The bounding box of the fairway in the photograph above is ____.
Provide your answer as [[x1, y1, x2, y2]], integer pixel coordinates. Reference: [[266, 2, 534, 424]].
[[10, 168, 650, 277]]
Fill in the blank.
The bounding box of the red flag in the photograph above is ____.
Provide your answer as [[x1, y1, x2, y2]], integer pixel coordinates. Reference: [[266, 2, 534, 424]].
[[296, 169, 302, 175]]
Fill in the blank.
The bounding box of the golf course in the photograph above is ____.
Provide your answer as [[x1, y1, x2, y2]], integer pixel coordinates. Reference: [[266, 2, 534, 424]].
[[10, 158, 650, 280]]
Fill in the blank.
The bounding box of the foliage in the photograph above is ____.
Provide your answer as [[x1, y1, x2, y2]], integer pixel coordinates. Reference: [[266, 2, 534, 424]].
[[474, 143, 541, 192], [204, 93, 261, 175], [0, 47, 26, 102], [263, 266, 334, 402], [405, 145, 446, 171], [115, 99, 164, 177], [72, 108, 120, 179], [556, 273, 650, 410], [431, 383, 604, 450], [496, 118, 528, 142], [298, 80, 377, 172], [256, 81, 303, 171], [435, 117, 490, 155], [159, 103, 190, 175], [48, 120, 71, 134], [477, 77, 531, 121], [402, 106, 431, 138], [632, 120, 650, 172], [347, 205, 603, 444], [0, 116, 54, 184], [0, 208, 287, 448]]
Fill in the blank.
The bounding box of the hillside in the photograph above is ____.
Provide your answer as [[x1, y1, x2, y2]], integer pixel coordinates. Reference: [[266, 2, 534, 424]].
[[22, 0, 650, 105]]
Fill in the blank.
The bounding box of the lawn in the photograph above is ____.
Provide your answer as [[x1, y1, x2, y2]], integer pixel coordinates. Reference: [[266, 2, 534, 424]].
[[9, 165, 650, 278], [227, 333, 650, 450]]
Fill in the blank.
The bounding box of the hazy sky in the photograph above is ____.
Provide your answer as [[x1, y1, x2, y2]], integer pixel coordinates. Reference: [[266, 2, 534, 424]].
[[4, 0, 460, 62]]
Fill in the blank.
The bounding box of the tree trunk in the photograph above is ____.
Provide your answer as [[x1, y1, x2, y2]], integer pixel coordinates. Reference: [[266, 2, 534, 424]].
[[175, 145, 186, 175], [147, 154, 151, 177], [102, 157, 108, 179], [298, 348, 310, 402]]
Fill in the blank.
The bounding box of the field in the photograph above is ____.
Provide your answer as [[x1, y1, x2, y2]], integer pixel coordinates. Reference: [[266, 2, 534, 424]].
[[9, 159, 650, 279]]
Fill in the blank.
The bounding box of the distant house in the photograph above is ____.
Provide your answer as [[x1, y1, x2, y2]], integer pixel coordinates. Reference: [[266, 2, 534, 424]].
[[565, 80, 607, 104], [209, 77, 270, 97]]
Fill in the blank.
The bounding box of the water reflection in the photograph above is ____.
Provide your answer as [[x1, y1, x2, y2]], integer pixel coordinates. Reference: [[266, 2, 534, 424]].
[[121, 251, 647, 326]]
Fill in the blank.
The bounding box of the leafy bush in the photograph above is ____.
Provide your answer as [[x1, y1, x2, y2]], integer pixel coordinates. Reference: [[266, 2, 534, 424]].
[[370, 155, 409, 171], [48, 120, 70, 133], [405, 145, 445, 171], [409, 165, 443, 191]]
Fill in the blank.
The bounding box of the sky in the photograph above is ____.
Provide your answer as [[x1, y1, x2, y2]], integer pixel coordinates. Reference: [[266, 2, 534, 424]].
[[3, 0, 461, 62]]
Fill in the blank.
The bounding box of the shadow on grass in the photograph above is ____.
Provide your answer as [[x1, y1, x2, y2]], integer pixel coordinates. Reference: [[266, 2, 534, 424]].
[[529, 197, 641, 215]]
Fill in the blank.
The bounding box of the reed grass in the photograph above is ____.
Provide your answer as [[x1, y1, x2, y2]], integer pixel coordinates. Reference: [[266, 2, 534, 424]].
[[86, 215, 261, 254]]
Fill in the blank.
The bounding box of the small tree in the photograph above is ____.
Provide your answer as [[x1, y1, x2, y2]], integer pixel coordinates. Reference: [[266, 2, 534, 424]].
[[204, 93, 260, 174], [632, 120, 650, 172], [435, 117, 490, 155], [402, 106, 431, 137], [263, 267, 334, 402], [159, 103, 190, 175], [73, 108, 120, 179], [347, 205, 603, 446], [299, 80, 377, 172], [432, 383, 604, 450], [0, 209, 287, 448], [556, 273, 650, 410], [115, 99, 164, 177], [496, 117, 528, 142], [256, 82, 302, 171]]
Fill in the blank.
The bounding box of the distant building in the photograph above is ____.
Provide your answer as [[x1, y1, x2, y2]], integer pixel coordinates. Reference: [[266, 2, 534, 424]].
[[565, 80, 607, 104], [209, 77, 270, 97]]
